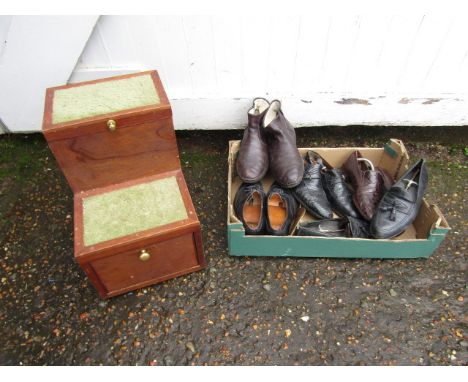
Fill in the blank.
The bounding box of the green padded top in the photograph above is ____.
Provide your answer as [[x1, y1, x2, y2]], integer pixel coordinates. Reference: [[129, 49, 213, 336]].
[[52, 74, 160, 124], [82, 176, 188, 246]]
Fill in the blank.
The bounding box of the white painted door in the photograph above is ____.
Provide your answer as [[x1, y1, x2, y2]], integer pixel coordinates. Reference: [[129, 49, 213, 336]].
[[2, 15, 468, 132], [71, 15, 468, 129], [0, 16, 98, 133]]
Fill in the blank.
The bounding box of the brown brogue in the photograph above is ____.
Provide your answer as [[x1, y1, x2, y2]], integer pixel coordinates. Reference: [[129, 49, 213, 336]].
[[342, 151, 393, 221], [236, 98, 270, 183], [263, 100, 304, 188]]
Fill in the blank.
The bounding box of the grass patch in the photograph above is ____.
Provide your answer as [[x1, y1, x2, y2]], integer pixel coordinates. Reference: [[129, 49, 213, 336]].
[[180, 151, 221, 167], [447, 143, 468, 156], [0, 135, 48, 183], [425, 160, 468, 187]]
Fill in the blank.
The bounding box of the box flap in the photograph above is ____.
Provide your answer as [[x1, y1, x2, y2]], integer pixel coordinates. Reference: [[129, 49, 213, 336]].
[[378, 139, 409, 179]]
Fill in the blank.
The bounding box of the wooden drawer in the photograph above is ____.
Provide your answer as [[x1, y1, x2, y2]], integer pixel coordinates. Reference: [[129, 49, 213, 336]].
[[90, 233, 200, 294]]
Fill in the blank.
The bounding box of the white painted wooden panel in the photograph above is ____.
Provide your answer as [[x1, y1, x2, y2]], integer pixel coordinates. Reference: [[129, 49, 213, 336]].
[[212, 17, 243, 96], [3, 15, 467, 132], [0, 16, 13, 64], [0, 16, 98, 133], [69, 15, 468, 129], [0, 16, 12, 133], [426, 16, 468, 93], [293, 15, 331, 94]]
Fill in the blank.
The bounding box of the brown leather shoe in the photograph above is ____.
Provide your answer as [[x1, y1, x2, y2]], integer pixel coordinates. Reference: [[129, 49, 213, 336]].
[[342, 151, 393, 221], [265, 183, 299, 236], [236, 98, 270, 183], [263, 100, 304, 188]]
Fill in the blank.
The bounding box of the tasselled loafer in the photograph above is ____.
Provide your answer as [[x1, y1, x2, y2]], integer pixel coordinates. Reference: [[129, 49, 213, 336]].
[[371, 159, 428, 239]]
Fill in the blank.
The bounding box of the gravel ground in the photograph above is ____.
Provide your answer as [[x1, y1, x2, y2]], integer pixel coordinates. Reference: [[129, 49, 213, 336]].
[[0, 126, 466, 365]]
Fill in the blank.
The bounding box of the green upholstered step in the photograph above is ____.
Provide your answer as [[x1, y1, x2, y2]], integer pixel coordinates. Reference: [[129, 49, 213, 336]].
[[83, 176, 187, 246], [52, 74, 160, 124]]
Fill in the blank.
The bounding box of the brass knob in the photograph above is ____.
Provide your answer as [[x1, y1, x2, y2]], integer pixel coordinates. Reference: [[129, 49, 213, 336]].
[[139, 249, 150, 262], [107, 119, 117, 132]]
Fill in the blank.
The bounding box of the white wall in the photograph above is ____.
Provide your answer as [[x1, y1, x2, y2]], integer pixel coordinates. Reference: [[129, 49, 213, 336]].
[[2, 15, 468, 132], [0, 16, 98, 133], [70, 15, 468, 129]]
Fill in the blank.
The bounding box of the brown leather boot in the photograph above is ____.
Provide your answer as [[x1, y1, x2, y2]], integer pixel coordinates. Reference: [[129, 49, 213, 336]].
[[342, 151, 393, 221], [236, 98, 270, 183], [263, 100, 304, 188]]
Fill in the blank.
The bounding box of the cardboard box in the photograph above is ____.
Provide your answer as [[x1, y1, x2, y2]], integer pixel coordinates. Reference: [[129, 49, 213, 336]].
[[43, 71, 205, 298], [227, 139, 450, 259]]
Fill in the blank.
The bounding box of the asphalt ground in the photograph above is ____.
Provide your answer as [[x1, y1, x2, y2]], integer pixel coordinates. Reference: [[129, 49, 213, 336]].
[[0, 126, 466, 365]]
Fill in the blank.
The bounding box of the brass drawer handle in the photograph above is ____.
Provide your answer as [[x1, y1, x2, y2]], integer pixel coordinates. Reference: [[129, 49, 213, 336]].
[[107, 119, 117, 132], [139, 249, 150, 262]]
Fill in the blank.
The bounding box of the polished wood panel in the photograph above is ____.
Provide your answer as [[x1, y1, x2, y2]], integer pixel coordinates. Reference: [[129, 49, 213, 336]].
[[91, 233, 199, 292], [49, 117, 180, 192], [44, 107, 173, 142]]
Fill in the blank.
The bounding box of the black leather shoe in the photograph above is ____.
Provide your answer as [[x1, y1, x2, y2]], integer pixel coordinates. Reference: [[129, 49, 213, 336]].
[[347, 216, 372, 238], [292, 151, 333, 219], [296, 216, 370, 238], [314, 151, 362, 219], [233, 182, 266, 235], [266, 183, 299, 236], [297, 218, 347, 237], [371, 159, 428, 239]]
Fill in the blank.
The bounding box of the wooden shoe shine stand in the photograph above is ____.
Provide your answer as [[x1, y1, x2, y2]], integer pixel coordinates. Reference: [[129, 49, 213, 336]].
[[42, 71, 205, 298]]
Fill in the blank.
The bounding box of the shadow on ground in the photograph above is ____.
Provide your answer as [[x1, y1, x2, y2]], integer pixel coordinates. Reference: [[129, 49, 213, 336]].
[[0, 126, 466, 365]]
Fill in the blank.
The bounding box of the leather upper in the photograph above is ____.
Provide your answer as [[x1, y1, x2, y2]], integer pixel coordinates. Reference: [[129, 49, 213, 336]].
[[263, 105, 304, 188], [342, 151, 389, 221], [293, 159, 333, 219], [297, 218, 347, 237], [233, 182, 266, 235], [346, 216, 371, 238], [265, 183, 299, 236], [371, 159, 428, 239], [236, 104, 269, 183], [296, 216, 370, 238], [321, 167, 362, 219]]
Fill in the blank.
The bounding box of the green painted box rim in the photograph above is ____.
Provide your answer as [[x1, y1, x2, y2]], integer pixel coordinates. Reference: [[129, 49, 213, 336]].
[[227, 139, 450, 259]]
